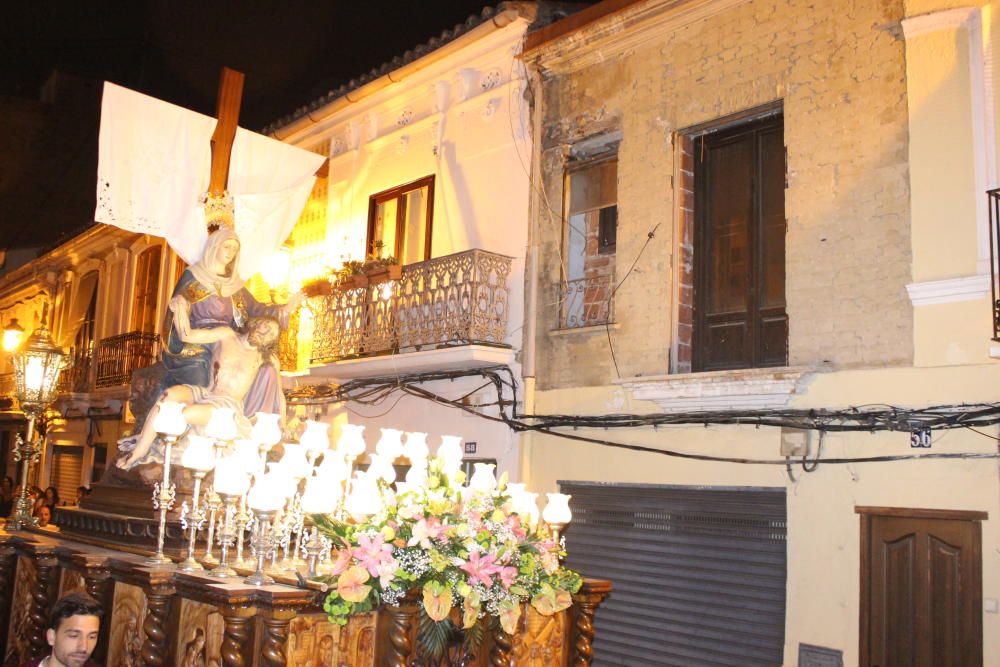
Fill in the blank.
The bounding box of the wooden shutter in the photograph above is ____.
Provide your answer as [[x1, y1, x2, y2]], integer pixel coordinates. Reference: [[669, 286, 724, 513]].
[[694, 115, 787, 371], [131, 245, 162, 333], [50, 446, 84, 507], [560, 482, 787, 666]]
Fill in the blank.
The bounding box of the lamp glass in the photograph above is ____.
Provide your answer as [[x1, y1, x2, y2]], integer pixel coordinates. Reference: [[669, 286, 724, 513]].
[[300, 420, 331, 455], [152, 401, 188, 436], [213, 456, 251, 496], [403, 432, 429, 461], [180, 435, 217, 472], [251, 412, 282, 447], [337, 424, 367, 458], [11, 322, 66, 410], [469, 463, 497, 492], [300, 475, 339, 514], [375, 428, 404, 460], [247, 473, 288, 512], [542, 493, 573, 525], [205, 407, 238, 441]]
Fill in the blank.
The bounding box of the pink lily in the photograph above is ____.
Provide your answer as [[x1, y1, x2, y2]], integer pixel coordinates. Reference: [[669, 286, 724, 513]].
[[355, 533, 394, 577], [407, 516, 445, 549], [498, 566, 518, 590], [328, 547, 352, 576], [459, 551, 503, 588]]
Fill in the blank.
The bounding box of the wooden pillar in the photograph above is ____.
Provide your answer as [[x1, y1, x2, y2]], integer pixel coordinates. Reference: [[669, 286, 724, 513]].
[[0, 543, 17, 659], [488, 624, 515, 667], [569, 579, 612, 667], [219, 604, 256, 667], [27, 552, 59, 659], [81, 565, 113, 665], [258, 608, 295, 667], [379, 591, 420, 667], [140, 586, 174, 667]]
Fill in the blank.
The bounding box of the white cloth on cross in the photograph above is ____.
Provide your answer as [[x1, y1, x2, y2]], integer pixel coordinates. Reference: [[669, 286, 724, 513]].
[[95, 82, 325, 280]]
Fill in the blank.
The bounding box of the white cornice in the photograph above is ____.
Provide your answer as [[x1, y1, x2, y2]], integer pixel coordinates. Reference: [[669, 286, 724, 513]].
[[905, 274, 989, 306], [524, 0, 752, 75], [901, 7, 979, 40], [615, 367, 814, 413]]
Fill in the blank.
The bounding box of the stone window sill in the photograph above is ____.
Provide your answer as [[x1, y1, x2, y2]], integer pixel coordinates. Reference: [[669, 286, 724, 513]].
[[614, 366, 815, 412]]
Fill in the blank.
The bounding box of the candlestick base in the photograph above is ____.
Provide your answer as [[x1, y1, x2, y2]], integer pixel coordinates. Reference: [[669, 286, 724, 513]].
[[177, 558, 204, 572]]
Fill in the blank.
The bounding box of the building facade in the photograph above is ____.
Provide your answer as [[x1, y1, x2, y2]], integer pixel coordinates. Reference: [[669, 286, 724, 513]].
[[519, 0, 1000, 664]]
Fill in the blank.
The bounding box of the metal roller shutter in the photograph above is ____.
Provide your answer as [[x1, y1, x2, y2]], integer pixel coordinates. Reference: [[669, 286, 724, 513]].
[[49, 446, 84, 508], [560, 482, 787, 667]]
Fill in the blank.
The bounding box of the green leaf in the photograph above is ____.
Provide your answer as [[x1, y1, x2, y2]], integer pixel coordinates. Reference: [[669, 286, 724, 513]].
[[417, 608, 454, 661], [462, 615, 487, 655]]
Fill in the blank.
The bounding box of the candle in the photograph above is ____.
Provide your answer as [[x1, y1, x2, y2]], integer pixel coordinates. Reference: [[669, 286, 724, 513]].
[[153, 401, 187, 436]]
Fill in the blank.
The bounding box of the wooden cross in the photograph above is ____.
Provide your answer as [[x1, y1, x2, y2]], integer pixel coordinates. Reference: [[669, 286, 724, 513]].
[[207, 67, 327, 198]]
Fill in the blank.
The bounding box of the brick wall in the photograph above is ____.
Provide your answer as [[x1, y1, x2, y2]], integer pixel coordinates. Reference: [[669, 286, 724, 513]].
[[531, 0, 913, 389]]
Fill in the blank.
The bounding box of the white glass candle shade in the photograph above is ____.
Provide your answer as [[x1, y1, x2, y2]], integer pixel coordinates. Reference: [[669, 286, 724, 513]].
[[404, 459, 428, 488], [436, 435, 464, 475], [153, 401, 188, 437], [279, 443, 312, 480], [366, 453, 396, 484], [251, 412, 282, 448], [403, 432, 429, 461], [316, 451, 350, 483], [375, 428, 404, 460], [469, 463, 497, 492], [337, 424, 367, 458], [180, 435, 217, 472], [232, 439, 264, 474], [247, 473, 289, 512], [543, 493, 573, 525], [345, 473, 382, 518], [205, 407, 238, 442], [300, 420, 331, 456], [213, 456, 251, 496], [300, 475, 340, 514]]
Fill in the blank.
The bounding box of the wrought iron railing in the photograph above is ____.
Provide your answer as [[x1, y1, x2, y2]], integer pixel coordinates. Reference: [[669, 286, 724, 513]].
[[558, 275, 615, 329], [94, 331, 159, 389], [57, 349, 93, 394], [989, 189, 1000, 340], [310, 249, 513, 363]]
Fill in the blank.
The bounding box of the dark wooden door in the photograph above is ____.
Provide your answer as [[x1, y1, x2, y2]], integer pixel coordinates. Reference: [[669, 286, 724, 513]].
[[693, 114, 787, 372], [859, 508, 984, 667]]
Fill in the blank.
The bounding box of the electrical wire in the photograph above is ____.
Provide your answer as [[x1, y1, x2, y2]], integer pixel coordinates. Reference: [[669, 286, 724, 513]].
[[286, 365, 1000, 466]]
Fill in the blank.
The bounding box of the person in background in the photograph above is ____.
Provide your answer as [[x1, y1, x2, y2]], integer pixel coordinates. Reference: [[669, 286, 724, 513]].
[[75, 486, 90, 506], [19, 592, 103, 667], [43, 486, 60, 509], [30, 486, 44, 515], [35, 505, 58, 531], [0, 476, 14, 516]]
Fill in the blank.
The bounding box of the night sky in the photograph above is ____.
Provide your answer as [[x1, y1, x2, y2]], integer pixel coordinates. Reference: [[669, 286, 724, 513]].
[[2, 0, 507, 129]]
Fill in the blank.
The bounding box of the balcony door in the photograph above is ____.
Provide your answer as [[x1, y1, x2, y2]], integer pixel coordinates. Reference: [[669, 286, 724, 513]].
[[367, 176, 434, 265], [859, 507, 984, 667]]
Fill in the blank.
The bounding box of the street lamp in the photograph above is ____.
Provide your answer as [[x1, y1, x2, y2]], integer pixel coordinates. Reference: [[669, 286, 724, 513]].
[[3, 318, 25, 353], [8, 318, 66, 530]]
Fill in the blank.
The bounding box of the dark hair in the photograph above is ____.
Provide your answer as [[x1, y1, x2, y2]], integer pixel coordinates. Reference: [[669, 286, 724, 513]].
[[48, 592, 103, 631], [44, 486, 59, 505]]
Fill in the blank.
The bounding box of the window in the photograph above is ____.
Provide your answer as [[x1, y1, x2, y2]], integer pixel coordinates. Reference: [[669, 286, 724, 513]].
[[131, 245, 161, 333], [367, 176, 434, 264], [692, 113, 786, 371], [561, 151, 618, 328]]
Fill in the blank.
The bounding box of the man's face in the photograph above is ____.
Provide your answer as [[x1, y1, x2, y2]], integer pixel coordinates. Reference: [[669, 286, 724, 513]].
[[248, 319, 279, 348], [37, 506, 51, 526], [47, 614, 99, 667]]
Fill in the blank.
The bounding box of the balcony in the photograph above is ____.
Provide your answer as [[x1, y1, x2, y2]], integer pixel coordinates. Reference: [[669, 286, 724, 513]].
[[94, 331, 159, 389], [557, 275, 615, 329], [307, 249, 513, 377], [57, 349, 93, 394]]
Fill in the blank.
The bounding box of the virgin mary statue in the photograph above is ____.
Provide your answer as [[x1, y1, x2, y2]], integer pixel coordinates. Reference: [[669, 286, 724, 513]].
[[163, 225, 303, 417]]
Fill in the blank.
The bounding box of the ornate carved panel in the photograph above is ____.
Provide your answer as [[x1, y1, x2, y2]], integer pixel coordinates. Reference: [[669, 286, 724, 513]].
[[176, 599, 224, 667], [106, 582, 147, 667], [3, 556, 36, 667], [286, 612, 375, 667], [511, 608, 568, 666], [59, 568, 86, 597]]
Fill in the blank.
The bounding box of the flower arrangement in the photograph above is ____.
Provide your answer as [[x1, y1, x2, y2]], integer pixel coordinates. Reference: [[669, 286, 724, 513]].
[[311, 449, 582, 656], [301, 242, 401, 296]]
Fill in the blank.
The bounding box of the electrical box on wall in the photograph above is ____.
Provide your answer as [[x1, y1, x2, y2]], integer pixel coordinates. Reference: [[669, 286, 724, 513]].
[[780, 428, 808, 457]]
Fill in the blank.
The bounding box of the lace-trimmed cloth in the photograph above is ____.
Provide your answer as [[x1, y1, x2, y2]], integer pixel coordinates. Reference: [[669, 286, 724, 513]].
[[95, 82, 324, 279]]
